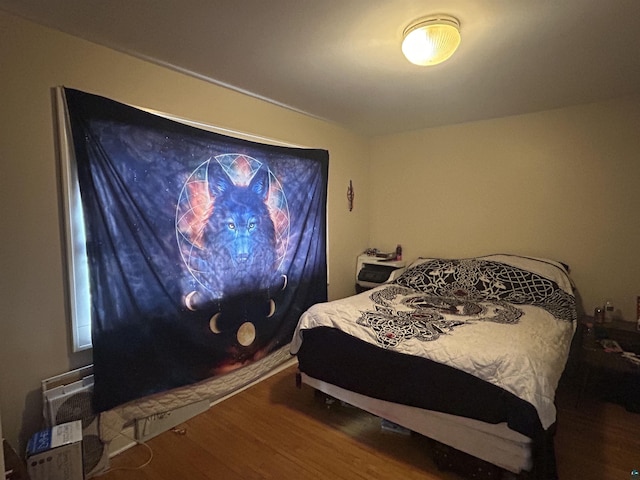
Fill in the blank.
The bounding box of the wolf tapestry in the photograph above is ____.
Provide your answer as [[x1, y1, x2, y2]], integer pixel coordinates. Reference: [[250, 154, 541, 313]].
[[63, 88, 328, 411]]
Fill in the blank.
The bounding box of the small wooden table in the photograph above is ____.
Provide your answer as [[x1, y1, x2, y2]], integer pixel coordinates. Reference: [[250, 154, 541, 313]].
[[576, 317, 640, 407]]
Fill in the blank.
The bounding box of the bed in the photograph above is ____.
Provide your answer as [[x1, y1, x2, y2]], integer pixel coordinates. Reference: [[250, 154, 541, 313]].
[[290, 254, 577, 479]]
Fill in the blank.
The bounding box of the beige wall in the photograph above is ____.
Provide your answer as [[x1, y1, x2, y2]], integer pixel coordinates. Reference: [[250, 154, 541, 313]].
[[0, 11, 370, 450], [369, 96, 640, 323]]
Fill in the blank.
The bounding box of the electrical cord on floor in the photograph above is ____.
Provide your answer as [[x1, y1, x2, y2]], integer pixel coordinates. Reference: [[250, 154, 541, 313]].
[[96, 424, 154, 476]]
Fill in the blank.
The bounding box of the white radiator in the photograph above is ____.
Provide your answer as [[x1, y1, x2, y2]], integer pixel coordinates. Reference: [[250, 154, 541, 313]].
[[134, 399, 210, 442]]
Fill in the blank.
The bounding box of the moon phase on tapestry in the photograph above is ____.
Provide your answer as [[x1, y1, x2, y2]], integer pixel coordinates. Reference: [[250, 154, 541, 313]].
[[63, 88, 328, 412]]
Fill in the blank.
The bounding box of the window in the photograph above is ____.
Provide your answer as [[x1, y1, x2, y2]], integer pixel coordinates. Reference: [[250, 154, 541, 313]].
[[57, 87, 92, 351]]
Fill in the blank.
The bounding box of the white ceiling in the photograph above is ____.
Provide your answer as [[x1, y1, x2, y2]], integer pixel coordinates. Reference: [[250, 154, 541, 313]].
[[3, 0, 640, 136]]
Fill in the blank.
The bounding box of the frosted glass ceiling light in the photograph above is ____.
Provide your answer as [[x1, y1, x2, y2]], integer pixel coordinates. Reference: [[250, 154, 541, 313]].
[[402, 15, 461, 66]]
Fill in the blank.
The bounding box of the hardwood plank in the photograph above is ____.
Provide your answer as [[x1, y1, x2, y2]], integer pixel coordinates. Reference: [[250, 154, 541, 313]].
[[554, 382, 640, 480], [99, 365, 640, 480]]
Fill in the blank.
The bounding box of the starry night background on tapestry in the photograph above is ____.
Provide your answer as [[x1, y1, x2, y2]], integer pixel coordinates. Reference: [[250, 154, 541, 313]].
[[64, 88, 328, 412]]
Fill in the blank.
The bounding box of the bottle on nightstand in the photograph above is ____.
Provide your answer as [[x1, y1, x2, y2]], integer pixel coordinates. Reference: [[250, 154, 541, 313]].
[[604, 299, 614, 323]]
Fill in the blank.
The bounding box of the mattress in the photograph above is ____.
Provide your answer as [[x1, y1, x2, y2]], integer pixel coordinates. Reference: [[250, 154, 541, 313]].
[[291, 254, 576, 436], [99, 345, 293, 443]]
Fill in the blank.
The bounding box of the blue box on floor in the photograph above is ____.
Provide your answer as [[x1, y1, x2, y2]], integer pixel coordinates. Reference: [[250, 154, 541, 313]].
[[26, 420, 83, 480]]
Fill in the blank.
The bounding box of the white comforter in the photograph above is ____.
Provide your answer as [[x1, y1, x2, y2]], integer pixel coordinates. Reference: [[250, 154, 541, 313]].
[[291, 254, 576, 430]]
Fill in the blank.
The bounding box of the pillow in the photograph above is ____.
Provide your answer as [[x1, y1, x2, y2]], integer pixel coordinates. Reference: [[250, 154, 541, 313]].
[[394, 254, 574, 301]]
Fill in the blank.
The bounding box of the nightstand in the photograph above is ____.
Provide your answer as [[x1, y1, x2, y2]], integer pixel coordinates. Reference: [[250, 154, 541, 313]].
[[355, 254, 406, 293], [575, 317, 640, 409]]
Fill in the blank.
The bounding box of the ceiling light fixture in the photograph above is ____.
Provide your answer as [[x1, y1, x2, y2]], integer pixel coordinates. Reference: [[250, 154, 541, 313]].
[[401, 15, 461, 66]]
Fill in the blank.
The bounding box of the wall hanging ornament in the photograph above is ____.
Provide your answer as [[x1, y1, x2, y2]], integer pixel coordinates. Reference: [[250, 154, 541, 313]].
[[347, 179, 354, 211]]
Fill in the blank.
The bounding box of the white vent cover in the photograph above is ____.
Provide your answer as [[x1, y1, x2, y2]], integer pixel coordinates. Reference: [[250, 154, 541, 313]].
[[42, 366, 110, 478]]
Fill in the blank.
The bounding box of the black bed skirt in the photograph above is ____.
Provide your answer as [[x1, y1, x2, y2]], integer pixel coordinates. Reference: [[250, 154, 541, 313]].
[[295, 326, 559, 479]]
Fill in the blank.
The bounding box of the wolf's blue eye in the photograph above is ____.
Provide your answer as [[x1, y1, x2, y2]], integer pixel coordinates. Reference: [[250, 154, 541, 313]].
[[248, 221, 256, 230], [228, 222, 236, 230]]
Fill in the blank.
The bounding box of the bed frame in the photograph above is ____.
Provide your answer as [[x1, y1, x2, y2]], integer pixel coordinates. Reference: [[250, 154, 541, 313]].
[[296, 371, 560, 479]]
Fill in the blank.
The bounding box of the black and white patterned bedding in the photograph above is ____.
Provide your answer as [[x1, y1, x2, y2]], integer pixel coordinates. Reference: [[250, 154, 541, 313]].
[[291, 254, 577, 434]]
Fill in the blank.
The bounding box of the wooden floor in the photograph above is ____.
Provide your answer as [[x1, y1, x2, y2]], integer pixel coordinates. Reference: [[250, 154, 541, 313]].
[[98, 365, 640, 480]]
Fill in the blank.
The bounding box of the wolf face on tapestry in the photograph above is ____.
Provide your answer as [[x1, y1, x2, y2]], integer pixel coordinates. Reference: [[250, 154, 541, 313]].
[[63, 88, 328, 412]]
